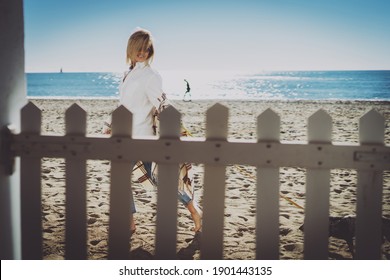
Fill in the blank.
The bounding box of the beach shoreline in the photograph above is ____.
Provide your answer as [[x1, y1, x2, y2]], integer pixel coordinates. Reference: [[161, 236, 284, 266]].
[[28, 98, 390, 259]]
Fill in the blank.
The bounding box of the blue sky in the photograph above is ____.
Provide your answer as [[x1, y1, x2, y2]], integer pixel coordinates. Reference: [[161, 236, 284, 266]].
[[24, 0, 390, 72]]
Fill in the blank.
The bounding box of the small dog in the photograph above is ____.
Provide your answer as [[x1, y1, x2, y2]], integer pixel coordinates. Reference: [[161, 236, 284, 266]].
[[299, 216, 390, 258]]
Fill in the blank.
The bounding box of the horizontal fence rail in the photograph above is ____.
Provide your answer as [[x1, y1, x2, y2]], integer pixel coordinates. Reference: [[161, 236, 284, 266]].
[[3, 101, 389, 260], [10, 135, 389, 169]]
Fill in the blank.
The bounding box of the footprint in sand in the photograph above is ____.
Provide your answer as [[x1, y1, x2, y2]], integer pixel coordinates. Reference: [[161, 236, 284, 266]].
[[280, 228, 292, 236], [283, 244, 297, 252], [87, 218, 97, 225], [280, 213, 290, 219], [238, 216, 248, 222], [42, 168, 51, 174], [91, 240, 102, 246]]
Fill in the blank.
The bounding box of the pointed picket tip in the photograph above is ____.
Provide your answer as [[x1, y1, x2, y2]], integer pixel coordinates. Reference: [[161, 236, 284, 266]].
[[207, 103, 229, 122], [112, 105, 132, 121], [360, 108, 384, 123], [111, 105, 132, 137], [308, 109, 332, 143], [359, 109, 384, 144], [21, 101, 41, 133], [65, 103, 86, 119], [308, 109, 331, 123], [257, 108, 280, 141], [258, 108, 279, 118], [112, 105, 132, 118], [65, 103, 87, 135], [160, 106, 181, 138], [21, 101, 41, 121], [208, 102, 228, 113], [160, 105, 181, 120], [206, 103, 229, 140], [21, 101, 40, 114]]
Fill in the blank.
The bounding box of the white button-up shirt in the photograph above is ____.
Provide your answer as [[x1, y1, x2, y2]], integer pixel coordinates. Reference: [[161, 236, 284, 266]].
[[119, 62, 165, 137]]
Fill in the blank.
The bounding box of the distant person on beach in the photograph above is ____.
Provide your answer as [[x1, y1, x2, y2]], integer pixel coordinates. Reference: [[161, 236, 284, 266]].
[[113, 28, 202, 234], [183, 79, 191, 101]]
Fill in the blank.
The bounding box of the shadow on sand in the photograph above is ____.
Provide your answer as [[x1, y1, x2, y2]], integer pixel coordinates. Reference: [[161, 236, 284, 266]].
[[128, 232, 201, 260]]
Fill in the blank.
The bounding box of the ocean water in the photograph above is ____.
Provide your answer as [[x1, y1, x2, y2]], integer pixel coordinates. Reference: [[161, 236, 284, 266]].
[[26, 70, 390, 101]]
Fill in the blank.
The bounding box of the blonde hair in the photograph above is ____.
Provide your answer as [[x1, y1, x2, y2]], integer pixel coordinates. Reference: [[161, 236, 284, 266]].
[[126, 29, 155, 67]]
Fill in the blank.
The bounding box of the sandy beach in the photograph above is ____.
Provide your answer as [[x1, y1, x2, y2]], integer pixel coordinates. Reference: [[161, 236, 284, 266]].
[[29, 98, 390, 260]]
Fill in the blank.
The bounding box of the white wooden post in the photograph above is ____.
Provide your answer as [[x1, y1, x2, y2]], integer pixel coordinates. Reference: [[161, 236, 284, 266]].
[[355, 109, 384, 259], [65, 104, 87, 259], [256, 108, 280, 259], [304, 109, 332, 259], [108, 106, 133, 259], [0, 0, 25, 260], [20, 102, 42, 259], [155, 106, 181, 259], [201, 103, 228, 259]]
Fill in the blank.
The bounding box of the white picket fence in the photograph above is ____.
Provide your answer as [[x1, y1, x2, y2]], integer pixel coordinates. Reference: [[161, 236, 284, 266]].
[[7, 101, 390, 260]]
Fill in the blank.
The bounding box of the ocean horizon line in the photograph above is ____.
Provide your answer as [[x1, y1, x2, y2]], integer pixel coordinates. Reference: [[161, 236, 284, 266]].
[[25, 69, 390, 74], [27, 96, 390, 103]]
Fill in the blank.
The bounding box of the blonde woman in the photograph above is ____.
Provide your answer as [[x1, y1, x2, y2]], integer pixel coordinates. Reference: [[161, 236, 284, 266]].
[[118, 28, 202, 233]]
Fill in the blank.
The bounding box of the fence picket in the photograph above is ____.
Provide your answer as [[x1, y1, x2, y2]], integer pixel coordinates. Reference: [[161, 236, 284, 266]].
[[356, 109, 384, 259], [20, 102, 42, 259], [65, 104, 87, 259], [108, 106, 133, 260], [304, 109, 332, 259], [155, 106, 181, 259], [256, 108, 280, 259], [201, 103, 228, 259]]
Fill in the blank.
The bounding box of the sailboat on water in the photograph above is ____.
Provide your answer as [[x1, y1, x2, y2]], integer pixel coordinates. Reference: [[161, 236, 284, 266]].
[[60, 68, 63, 73]]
